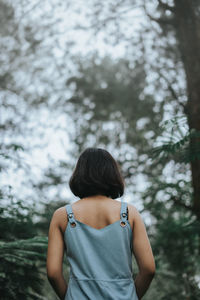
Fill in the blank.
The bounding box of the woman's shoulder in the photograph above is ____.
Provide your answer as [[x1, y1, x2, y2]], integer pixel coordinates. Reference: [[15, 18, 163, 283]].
[[126, 202, 141, 226], [52, 205, 67, 219], [51, 206, 68, 233], [127, 202, 139, 214]]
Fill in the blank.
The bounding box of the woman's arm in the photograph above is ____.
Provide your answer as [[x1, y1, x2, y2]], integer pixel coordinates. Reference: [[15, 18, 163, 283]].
[[131, 206, 156, 299], [46, 208, 67, 300]]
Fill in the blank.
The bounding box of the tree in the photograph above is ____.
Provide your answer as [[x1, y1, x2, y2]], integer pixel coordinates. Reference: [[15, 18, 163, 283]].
[[141, 0, 200, 219], [65, 54, 165, 191]]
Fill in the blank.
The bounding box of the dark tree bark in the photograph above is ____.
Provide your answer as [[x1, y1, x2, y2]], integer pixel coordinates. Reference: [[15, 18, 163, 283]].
[[173, 0, 200, 218]]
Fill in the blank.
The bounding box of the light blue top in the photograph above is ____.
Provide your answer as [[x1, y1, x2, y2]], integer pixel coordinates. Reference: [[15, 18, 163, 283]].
[[64, 199, 138, 300]]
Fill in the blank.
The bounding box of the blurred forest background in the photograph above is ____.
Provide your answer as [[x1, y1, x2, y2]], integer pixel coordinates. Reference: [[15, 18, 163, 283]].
[[0, 0, 200, 299]]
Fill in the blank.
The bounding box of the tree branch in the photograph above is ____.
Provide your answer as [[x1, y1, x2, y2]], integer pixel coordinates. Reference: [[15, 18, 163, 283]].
[[156, 69, 186, 111], [147, 13, 175, 26], [158, 0, 175, 12], [143, 1, 175, 26]]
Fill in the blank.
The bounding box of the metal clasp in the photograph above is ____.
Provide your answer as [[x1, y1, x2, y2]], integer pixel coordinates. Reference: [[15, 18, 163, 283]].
[[70, 222, 76, 228], [120, 220, 126, 227]]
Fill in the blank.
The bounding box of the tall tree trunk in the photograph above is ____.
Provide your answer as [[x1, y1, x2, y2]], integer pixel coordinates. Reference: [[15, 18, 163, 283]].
[[173, 0, 200, 219]]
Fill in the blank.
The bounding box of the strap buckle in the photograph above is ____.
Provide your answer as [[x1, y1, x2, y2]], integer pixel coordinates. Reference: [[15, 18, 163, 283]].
[[120, 212, 128, 219], [68, 213, 73, 221], [67, 212, 77, 227], [120, 220, 126, 227]]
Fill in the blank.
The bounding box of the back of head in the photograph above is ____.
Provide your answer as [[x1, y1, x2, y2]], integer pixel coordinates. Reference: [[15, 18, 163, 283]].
[[69, 147, 124, 199]]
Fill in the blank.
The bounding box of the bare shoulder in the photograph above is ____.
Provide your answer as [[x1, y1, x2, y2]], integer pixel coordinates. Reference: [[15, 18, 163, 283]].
[[127, 203, 139, 217], [52, 206, 67, 218], [127, 203, 141, 228], [50, 206, 68, 233]]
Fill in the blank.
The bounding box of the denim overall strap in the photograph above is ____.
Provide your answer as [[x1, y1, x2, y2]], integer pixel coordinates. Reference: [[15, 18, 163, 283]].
[[120, 201, 128, 224], [65, 204, 77, 226]]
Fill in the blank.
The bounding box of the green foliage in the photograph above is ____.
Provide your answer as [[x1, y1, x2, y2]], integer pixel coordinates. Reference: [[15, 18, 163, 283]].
[[151, 116, 200, 163], [142, 115, 200, 299], [0, 237, 47, 300], [148, 210, 200, 300], [0, 197, 36, 241], [65, 54, 166, 193], [66, 54, 164, 155], [36, 200, 68, 235], [0, 192, 48, 300]]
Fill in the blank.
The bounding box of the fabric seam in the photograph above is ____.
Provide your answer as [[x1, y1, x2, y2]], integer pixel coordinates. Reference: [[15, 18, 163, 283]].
[[69, 277, 133, 282]]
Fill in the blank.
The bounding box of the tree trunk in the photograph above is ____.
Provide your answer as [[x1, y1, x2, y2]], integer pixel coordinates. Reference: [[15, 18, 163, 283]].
[[173, 0, 200, 219]]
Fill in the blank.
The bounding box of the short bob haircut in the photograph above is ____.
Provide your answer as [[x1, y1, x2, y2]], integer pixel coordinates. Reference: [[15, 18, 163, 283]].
[[69, 148, 124, 199]]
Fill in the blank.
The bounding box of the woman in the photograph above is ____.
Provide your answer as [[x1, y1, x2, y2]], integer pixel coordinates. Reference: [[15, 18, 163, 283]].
[[47, 147, 155, 300]]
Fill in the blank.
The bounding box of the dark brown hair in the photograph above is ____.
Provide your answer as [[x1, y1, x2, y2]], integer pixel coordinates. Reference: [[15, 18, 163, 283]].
[[69, 147, 124, 199]]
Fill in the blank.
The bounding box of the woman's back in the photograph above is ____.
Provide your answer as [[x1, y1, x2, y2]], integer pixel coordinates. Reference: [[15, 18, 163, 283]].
[[68, 196, 134, 230], [64, 197, 138, 300]]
